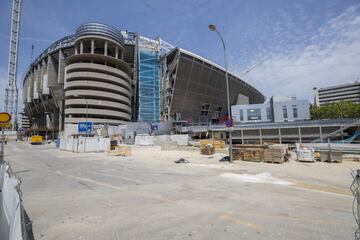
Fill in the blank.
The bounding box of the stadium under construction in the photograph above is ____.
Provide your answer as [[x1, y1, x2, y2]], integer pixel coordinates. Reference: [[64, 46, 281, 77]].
[[22, 22, 265, 134], [21, 23, 360, 144]]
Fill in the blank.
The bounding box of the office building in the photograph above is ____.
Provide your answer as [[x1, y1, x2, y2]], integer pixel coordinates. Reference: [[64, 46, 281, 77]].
[[231, 96, 310, 123], [314, 82, 360, 106]]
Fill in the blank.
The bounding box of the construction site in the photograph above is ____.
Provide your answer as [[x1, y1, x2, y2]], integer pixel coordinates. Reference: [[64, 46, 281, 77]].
[[1, 0, 360, 240]]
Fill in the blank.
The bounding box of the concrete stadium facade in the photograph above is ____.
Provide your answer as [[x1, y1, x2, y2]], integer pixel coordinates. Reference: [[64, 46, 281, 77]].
[[22, 23, 265, 133]]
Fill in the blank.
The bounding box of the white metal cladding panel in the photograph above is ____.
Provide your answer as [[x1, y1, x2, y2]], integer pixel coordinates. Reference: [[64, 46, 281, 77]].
[[0, 164, 22, 240]]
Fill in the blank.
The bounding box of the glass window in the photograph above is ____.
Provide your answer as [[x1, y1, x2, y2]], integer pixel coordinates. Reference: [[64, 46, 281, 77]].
[[282, 105, 288, 118], [200, 103, 210, 116], [266, 107, 271, 120], [247, 108, 261, 120], [216, 106, 222, 113], [292, 105, 298, 118], [239, 109, 244, 121]]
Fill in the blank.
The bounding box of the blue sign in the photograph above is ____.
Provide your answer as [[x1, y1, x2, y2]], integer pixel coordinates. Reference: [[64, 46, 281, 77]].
[[78, 122, 93, 133], [225, 119, 233, 128]]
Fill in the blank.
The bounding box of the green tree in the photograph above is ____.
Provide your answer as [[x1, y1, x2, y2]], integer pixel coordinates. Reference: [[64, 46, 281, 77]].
[[310, 101, 360, 119]]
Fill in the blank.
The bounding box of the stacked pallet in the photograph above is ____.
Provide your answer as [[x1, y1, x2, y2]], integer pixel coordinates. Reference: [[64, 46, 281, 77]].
[[263, 149, 285, 164], [232, 149, 244, 160], [233, 148, 264, 162], [232, 144, 289, 163], [200, 144, 215, 155], [232, 144, 266, 162], [199, 140, 225, 149], [107, 145, 132, 156]]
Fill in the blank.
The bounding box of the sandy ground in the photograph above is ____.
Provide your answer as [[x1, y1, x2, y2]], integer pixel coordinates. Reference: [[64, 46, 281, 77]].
[[4, 142, 359, 240]]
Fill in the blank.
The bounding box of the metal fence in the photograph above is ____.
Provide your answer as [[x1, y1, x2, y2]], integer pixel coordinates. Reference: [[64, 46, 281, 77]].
[[179, 118, 359, 132]]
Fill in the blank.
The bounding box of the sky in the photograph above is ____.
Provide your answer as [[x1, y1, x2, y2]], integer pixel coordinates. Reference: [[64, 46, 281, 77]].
[[0, 0, 360, 111]]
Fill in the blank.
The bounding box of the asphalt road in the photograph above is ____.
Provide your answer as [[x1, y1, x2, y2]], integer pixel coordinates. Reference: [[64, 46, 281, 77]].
[[4, 142, 356, 240]]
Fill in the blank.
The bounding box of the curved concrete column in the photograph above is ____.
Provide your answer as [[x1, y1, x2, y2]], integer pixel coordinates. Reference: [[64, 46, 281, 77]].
[[65, 99, 131, 114], [65, 108, 131, 120], [64, 29, 132, 125], [65, 117, 128, 125], [65, 80, 130, 98], [65, 70, 131, 90], [65, 89, 130, 106]]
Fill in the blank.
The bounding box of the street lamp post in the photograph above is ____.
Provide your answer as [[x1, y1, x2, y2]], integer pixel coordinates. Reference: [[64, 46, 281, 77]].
[[208, 24, 233, 162]]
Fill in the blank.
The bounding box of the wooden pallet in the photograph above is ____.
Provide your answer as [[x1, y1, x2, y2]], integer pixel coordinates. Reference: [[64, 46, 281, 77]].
[[233, 148, 264, 162], [199, 140, 225, 149], [233, 144, 267, 149], [263, 148, 285, 164]]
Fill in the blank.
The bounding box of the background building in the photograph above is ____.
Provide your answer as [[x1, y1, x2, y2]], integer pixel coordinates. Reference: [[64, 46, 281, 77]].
[[22, 23, 265, 135], [231, 96, 310, 123], [314, 81, 360, 106], [19, 112, 30, 129]]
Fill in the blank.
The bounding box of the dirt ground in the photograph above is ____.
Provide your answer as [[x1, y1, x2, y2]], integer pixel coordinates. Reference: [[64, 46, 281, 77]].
[[5, 142, 359, 240]]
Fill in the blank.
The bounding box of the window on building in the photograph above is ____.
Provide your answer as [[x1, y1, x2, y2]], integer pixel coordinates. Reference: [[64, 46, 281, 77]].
[[292, 105, 298, 118], [216, 106, 222, 113], [239, 109, 244, 121], [266, 107, 271, 120], [212, 106, 222, 118], [247, 108, 261, 120], [282, 105, 288, 118], [200, 103, 210, 116]]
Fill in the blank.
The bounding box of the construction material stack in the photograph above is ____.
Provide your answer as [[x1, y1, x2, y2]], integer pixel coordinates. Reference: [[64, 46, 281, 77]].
[[296, 143, 315, 162], [199, 140, 225, 149], [201, 144, 215, 155], [263, 144, 288, 164], [232, 144, 266, 162]]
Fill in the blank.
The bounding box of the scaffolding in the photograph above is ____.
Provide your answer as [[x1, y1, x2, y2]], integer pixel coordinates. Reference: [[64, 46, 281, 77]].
[[138, 37, 161, 122]]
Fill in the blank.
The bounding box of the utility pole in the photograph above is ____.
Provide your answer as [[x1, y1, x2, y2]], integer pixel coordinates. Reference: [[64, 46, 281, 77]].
[[4, 0, 22, 130]]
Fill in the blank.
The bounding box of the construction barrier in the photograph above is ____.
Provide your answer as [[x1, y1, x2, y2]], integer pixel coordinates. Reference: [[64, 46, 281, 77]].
[[0, 161, 33, 240], [59, 136, 110, 153]]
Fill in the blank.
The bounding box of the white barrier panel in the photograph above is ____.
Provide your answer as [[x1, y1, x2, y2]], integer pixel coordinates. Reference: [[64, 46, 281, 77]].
[[59, 136, 110, 153], [153, 134, 189, 146], [135, 135, 154, 146], [0, 163, 22, 240]]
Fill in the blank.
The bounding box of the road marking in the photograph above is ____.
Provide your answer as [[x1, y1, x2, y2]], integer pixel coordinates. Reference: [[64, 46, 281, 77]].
[[219, 213, 261, 230], [295, 182, 352, 197], [56, 171, 174, 203]]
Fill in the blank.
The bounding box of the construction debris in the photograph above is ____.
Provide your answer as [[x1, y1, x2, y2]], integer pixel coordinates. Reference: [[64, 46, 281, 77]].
[[174, 158, 190, 164], [219, 156, 231, 162], [107, 145, 132, 156], [200, 144, 215, 155]]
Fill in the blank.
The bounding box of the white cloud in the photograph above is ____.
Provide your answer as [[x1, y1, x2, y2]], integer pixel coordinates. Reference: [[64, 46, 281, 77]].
[[239, 5, 360, 102]]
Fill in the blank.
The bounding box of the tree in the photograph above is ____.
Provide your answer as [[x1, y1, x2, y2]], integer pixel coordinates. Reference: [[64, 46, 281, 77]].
[[310, 101, 360, 119]]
